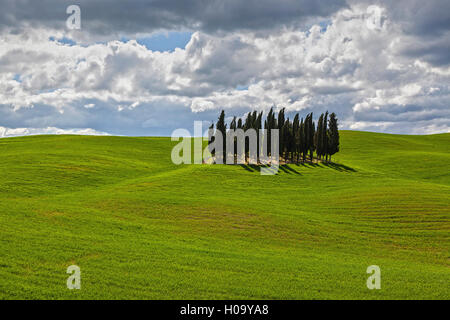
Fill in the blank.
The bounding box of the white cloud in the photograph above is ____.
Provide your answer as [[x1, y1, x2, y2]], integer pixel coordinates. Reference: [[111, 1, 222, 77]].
[[0, 3, 449, 135], [0, 126, 109, 138]]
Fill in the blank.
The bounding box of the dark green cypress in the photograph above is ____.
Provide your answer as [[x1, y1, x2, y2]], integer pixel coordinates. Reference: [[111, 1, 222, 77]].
[[284, 117, 290, 162], [286, 118, 294, 162], [310, 118, 315, 162], [266, 108, 273, 156], [322, 111, 328, 162], [230, 116, 237, 163], [293, 114, 300, 163], [216, 110, 227, 164], [328, 112, 340, 162], [230, 116, 237, 130], [252, 111, 258, 129], [305, 113, 315, 162], [300, 118, 306, 162], [256, 111, 263, 162], [278, 108, 285, 159], [268, 107, 277, 156], [208, 122, 215, 158], [316, 113, 324, 160], [304, 114, 311, 162], [243, 112, 252, 163]]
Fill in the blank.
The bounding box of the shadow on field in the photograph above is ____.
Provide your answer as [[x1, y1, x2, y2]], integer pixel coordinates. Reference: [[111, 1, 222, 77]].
[[239, 164, 258, 172], [279, 165, 301, 175], [293, 161, 356, 172], [239, 164, 301, 175], [239, 162, 356, 174], [321, 162, 357, 172]]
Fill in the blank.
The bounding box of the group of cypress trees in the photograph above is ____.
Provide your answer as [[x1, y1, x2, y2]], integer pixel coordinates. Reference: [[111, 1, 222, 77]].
[[208, 107, 339, 164]]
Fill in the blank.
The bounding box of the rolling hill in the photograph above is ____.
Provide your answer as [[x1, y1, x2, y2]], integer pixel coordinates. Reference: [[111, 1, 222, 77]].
[[0, 131, 449, 299]]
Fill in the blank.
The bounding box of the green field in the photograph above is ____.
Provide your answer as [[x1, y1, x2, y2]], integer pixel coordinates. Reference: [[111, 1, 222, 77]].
[[0, 131, 449, 299]]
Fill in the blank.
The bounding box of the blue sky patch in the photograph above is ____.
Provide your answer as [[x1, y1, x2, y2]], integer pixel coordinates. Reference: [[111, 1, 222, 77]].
[[49, 36, 77, 46], [236, 85, 249, 91], [126, 32, 193, 52], [13, 74, 22, 82]]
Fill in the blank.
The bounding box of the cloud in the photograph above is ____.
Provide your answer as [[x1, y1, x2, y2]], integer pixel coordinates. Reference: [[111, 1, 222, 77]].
[[0, 1, 449, 136], [0, 0, 347, 40], [0, 126, 108, 137]]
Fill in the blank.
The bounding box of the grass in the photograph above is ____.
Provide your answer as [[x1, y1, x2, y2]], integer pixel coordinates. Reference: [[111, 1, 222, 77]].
[[0, 131, 449, 299]]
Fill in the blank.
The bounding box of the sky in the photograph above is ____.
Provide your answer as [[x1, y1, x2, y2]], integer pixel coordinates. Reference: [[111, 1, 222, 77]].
[[0, 0, 449, 137]]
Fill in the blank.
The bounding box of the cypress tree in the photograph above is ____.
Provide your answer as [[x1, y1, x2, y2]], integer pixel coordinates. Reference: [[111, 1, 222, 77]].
[[230, 116, 237, 130], [278, 108, 285, 159], [286, 118, 294, 162], [267, 107, 277, 157], [252, 111, 258, 129], [256, 111, 263, 163], [208, 122, 215, 158], [304, 114, 311, 162], [230, 116, 237, 163], [328, 112, 340, 162], [284, 117, 290, 162], [237, 118, 243, 160], [322, 111, 328, 162], [278, 108, 285, 130], [244, 112, 252, 163], [300, 118, 306, 162], [310, 119, 315, 162], [264, 119, 268, 160], [293, 114, 300, 163], [244, 112, 252, 130], [316, 113, 324, 160], [216, 110, 227, 164], [266, 108, 273, 156], [305, 113, 315, 162], [237, 118, 243, 129]]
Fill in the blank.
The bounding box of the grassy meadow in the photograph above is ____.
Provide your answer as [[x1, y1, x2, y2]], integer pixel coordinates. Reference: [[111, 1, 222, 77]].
[[0, 131, 449, 299]]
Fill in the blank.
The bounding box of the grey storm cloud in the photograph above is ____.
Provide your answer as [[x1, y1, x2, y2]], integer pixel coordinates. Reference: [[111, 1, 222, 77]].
[[2, 0, 448, 39], [399, 39, 450, 67], [0, 0, 348, 36], [350, 0, 450, 36], [384, 0, 450, 37], [358, 0, 450, 67]]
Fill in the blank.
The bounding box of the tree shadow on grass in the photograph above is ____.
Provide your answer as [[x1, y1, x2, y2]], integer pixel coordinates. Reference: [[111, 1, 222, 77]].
[[294, 161, 356, 172], [279, 165, 301, 175], [239, 164, 264, 172], [239, 164, 301, 175], [239, 161, 355, 174], [297, 162, 320, 169], [239, 164, 256, 172], [321, 162, 357, 172]]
